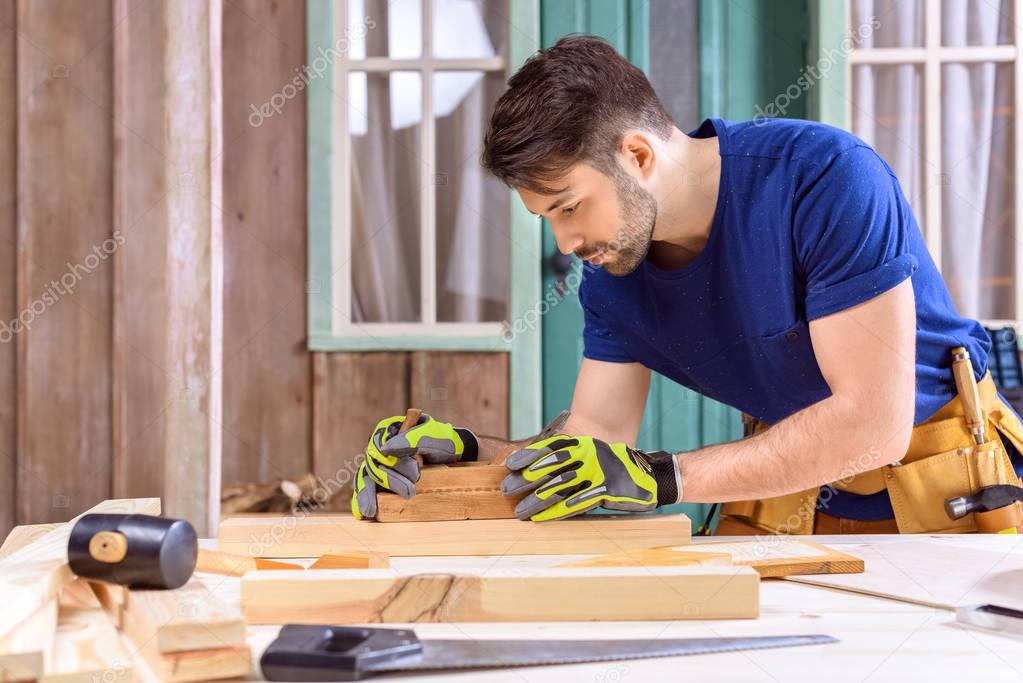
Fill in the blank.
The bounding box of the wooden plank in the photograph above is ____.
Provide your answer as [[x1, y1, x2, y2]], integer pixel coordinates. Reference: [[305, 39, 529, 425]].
[[133, 646, 250, 683], [0, 498, 161, 641], [561, 539, 865, 578], [308, 551, 390, 569], [376, 462, 523, 521], [111, 0, 170, 501], [16, 0, 114, 524], [0, 598, 57, 681], [221, 0, 312, 485], [410, 352, 509, 438], [120, 577, 245, 654], [0, 0, 16, 543], [219, 513, 691, 557], [161, 0, 223, 537], [242, 565, 760, 624], [0, 523, 61, 559], [43, 580, 132, 683], [313, 353, 409, 506]]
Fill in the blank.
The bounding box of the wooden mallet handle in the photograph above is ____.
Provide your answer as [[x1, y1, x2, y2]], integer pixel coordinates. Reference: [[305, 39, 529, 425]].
[[89, 531, 129, 564]]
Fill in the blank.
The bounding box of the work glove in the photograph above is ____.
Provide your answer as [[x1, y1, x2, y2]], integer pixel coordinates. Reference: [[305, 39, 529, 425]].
[[501, 435, 681, 522], [351, 413, 479, 519]]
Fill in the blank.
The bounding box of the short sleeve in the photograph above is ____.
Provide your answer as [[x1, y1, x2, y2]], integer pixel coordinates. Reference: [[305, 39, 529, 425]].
[[578, 271, 634, 363], [793, 145, 919, 321]]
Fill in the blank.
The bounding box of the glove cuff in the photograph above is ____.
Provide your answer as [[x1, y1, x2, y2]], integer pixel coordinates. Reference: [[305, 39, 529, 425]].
[[646, 450, 682, 506], [454, 428, 479, 462]]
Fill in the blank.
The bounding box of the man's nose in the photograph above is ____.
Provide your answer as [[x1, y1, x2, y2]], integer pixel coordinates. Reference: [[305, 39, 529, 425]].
[[553, 227, 583, 256]]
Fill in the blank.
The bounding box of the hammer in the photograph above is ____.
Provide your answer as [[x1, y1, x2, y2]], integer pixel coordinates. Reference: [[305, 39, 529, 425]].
[[68, 513, 298, 589], [945, 485, 1023, 533]]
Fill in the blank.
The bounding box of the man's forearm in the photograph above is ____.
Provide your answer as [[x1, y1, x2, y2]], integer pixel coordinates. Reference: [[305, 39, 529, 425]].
[[677, 394, 911, 502]]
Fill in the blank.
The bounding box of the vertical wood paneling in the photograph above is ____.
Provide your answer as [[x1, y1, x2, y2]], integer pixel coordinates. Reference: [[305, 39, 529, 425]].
[[313, 352, 409, 503], [161, 0, 223, 535], [410, 352, 509, 438], [0, 0, 17, 537], [112, 0, 169, 500], [221, 0, 311, 485], [16, 0, 114, 523]]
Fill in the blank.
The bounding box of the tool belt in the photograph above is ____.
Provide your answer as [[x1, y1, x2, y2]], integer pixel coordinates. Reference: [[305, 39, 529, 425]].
[[723, 371, 1023, 534]]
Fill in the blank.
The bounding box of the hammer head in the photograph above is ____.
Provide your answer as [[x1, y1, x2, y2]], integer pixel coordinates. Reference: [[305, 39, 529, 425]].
[[68, 513, 198, 589], [945, 484, 1023, 520]]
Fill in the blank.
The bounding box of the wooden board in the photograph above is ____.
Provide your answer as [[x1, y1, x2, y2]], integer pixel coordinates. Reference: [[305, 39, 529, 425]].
[[784, 539, 1023, 610], [17, 0, 114, 525], [136, 646, 251, 683], [120, 578, 246, 654], [42, 580, 132, 683], [409, 352, 509, 438], [561, 539, 865, 578], [0, 498, 161, 640], [221, 0, 312, 486], [0, 598, 57, 681], [0, 523, 61, 560], [376, 462, 523, 521], [0, 0, 15, 545], [242, 565, 759, 624], [219, 513, 691, 557], [313, 353, 410, 506], [308, 551, 390, 569]]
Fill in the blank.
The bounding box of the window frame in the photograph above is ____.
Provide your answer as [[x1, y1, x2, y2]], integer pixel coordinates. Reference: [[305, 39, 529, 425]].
[[306, 0, 542, 438], [810, 0, 1023, 326]]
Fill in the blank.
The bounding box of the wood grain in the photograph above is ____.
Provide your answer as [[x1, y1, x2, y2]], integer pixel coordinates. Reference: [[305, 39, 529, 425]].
[[0, 523, 61, 560], [0, 597, 57, 681], [410, 352, 508, 438], [221, 0, 311, 485], [0, 0, 15, 542], [561, 539, 865, 578], [44, 580, 132, 683], [313, 353, 410, 504], [0, 498, 161, 641], [219, 513, 691, 557], [16, 0, 114, 524], [376, 462, 523, 521], [161, 0, 222, 536], [111, 0, 170, 502], [242, 565, 760, 624]]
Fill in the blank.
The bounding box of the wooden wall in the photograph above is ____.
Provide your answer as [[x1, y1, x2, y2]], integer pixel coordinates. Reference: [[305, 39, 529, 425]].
[[0, 0, 510, 536]]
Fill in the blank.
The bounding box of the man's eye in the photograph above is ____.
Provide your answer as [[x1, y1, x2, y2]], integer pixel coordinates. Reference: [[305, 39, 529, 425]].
[[563, 203, 579, 215]]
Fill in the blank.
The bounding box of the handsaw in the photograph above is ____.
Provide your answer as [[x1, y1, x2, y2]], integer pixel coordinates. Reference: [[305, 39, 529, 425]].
[[261, 624, 837, 681]]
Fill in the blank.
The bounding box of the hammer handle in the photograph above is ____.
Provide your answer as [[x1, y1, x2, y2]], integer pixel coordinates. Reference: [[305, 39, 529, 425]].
[[952, 347, 986, 444], [195, 549, 301, 576], [89, 530, 129, 564]]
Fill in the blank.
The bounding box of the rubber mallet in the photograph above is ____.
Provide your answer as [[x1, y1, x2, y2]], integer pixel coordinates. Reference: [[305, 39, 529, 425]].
[[67, 513, 299, 589]]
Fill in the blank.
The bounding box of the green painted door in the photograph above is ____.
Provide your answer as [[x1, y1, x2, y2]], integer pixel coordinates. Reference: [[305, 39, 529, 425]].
[[538, 0, 808, 525]]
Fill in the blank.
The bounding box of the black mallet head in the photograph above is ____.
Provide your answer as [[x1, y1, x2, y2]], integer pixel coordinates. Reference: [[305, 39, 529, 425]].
[[67, 513, 198, 589]]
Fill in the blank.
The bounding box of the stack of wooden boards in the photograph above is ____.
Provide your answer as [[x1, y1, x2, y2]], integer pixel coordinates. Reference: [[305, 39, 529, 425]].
[[0, 498, 251, 683], [221, 512, 864, 625]]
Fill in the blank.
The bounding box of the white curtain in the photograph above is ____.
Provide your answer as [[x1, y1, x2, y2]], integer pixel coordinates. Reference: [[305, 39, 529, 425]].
[[851, 0, 1014, 319], [348, 0, 509, 323]]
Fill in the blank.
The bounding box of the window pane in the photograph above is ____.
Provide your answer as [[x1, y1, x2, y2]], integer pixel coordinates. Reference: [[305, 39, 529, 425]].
[[853, 0, 923, 48], [349, 0, 422, 59], [941, 62, 1015, 319], [434, 71, 509, 322], [349, 71, 423, 322], [851, 64, 926, 223], [432, 0, 506, 59], [942, 0, 1013, 47]]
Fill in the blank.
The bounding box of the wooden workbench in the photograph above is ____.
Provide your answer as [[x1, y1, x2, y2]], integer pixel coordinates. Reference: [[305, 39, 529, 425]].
[[202, 534, 1023, 682]]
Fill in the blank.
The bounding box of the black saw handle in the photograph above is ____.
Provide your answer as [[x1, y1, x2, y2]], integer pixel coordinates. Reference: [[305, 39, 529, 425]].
[[261, 625, 424, 681]]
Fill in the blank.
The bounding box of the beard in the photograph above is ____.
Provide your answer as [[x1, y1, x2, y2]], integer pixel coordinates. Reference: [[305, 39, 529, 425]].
[[599, 164, 658, 276]]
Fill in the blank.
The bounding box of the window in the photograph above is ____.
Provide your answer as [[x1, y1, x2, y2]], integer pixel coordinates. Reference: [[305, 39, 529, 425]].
[[308, 0, 540, 349], [814, 0, 1021, 323]]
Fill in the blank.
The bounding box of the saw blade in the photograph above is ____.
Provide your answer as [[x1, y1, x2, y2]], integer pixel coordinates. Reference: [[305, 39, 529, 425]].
[[369, 634, 838, 672]]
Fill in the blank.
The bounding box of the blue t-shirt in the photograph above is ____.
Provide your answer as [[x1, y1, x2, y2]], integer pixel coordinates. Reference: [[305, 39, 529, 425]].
[[578, 117, 998, 520]]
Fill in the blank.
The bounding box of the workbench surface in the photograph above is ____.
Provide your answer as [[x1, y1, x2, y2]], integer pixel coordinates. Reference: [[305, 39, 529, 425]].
[[203, 534, 1023, 682]]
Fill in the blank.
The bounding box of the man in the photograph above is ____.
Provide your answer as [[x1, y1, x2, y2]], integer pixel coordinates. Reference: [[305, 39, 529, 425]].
[[352, 35, 1023, 534]]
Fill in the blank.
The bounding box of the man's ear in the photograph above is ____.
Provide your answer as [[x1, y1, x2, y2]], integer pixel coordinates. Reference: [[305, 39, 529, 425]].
[[621, 131, 656, 179]]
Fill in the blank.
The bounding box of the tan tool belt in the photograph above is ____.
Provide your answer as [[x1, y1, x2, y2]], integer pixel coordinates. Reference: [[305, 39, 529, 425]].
[[722, 372, 1023, 534]]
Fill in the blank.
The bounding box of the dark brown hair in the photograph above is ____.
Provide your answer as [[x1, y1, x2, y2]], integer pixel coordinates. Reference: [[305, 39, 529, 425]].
[[481, 34, 674, 194]]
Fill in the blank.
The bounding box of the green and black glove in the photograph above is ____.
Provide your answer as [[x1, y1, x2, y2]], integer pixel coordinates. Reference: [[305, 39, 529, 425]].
[[501, 435, 681, 522], [351, 413, 479, 519]]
